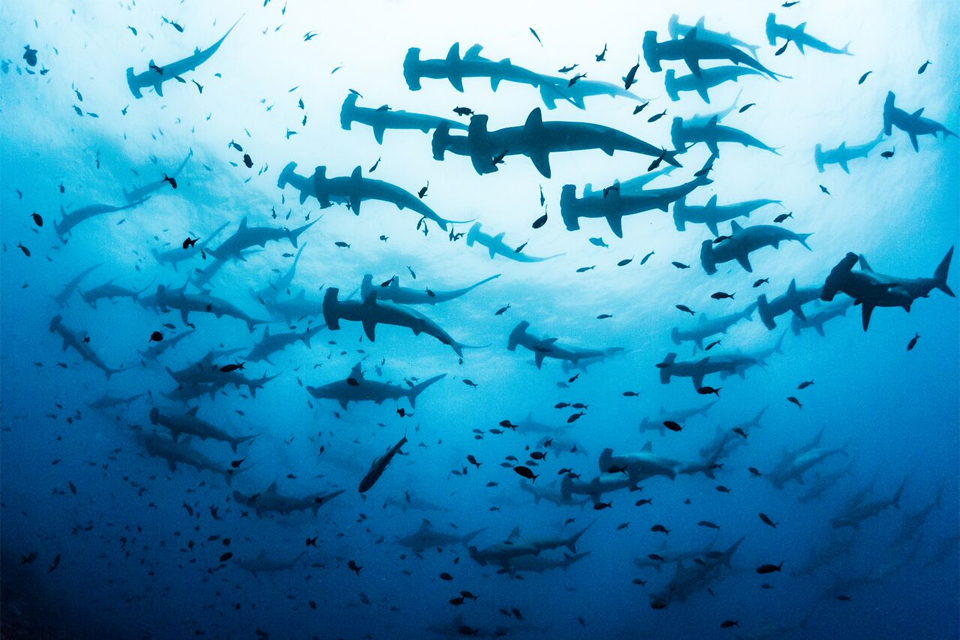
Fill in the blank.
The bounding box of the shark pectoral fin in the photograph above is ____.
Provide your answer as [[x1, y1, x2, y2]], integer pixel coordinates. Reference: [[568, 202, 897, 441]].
[[861, 304, 875, 331], [605, 215, 624, 239], [839, 158, 849, 174], [908, 132, 919, 152], [697, 86, 711, 103], [736, 254, 753, 272], [534, 352, 546, 369], [373, 126, 385, 145], [815, 325, 825, 337], [529, 152, 552, 178], [706, 221, 719, 237], [685, 55, 703, 78], [793, 306, 807, 321], [361, 319, 377, 341], [338, 398, 349, 410], [155, 81, 164, 97]]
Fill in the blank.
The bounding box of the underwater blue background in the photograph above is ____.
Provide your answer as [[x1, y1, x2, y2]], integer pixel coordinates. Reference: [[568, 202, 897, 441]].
[[1, 1, 958, 638]]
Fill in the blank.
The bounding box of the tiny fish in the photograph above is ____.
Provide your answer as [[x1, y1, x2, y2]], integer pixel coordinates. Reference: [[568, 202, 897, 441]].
[[698, 386, 721, 397], [880, 149, 895, 159], [589, 237, 608, 248], [753, 278, 770, 287], [532, 212, 548, 229], [633, 102, 650, 115], [756, 562, 783, 574], [775, 40, 790, 56], [918, 60, 932, 74], [31, 212, 43, 227], [149, 331, 164, 342], [640, 251, 655, 265], [787, 396, 802, 409], [819, 184, 831, 196], [907, 332, 920, 351], [675, 305, 695, 315], [759, 513, 778, 528], [705, 340, 721, 351], [663, 421, 683, 432], [711, 292, 735, 300], [798, 380, 814, 389], [858, 71, 872, 85], [739, 103, 756, 113], [672, 261, 690, 269], [617, 258, 633, 267], [647, 109, 667, 123]]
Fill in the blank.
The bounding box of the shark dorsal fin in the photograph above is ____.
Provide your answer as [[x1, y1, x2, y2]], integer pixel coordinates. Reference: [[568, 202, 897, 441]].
[[696, 17, 706, 29], [238, 216, 248, 230], [797, 22, 807, 33], [351, 165, 363, 181], [912, 107, 925, 118], [788, 279, 797, 295], [858, 255, 874, 272], [390, 277, 400, 288], [523, 108, 545, 133], [349, 362, 364, 380], [641, 442, 653, 453], [265, 481, 278, 494], [446, 43, 461, 62], [186, 407, 200, 417], [508, 526, 521, 540], [706, 194, 718, 209], [730, 220, 744, 234], [707, 115, 718, 128]]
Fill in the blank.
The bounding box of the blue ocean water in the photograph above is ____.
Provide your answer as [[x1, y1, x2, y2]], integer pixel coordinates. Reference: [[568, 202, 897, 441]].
[[1, 1, 958, 639]]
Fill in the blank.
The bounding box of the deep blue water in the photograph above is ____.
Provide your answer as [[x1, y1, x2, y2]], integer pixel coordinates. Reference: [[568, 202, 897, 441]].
[[1, 2, 958, 639]]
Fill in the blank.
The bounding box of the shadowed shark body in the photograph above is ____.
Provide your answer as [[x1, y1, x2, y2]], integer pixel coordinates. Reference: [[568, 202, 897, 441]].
[[323, 289, 471, 357], [254, 244, 307, 301], [468, 523, 594, 566], [138, 328, 195, 361], [360, 273, 500, 305], [599, 443, 680, 481], [831, 478, 907, 529], [882, 91, 957, 152], [126, 18, 241, 98], [306, 363, 445, 410], [649, 537, 744, 607], [560, 168, 712, 238], [138, 431, 243, 486], [561, 473, 639, 504], [672, 116, 779, 156], [815, 133, 884, 173], [245, 324, 323, 364], [700, 221, 812, 274], [502, 551, 590, 575], [767, 443, 849, 490], [78, 278, 152, 309], [340, 93, 467, 144], [395, 519, 487, 551], [538, 77, 644, 110], [153, 283, 268, 333], [465, 222, 563, 262], [673, 195, 782, 236], [86, 392, 145, 410], [857, 247, 955, 301], [359, 434, 408, 493], [797, 459, 856, 503], [765, 14, 852, 56], [640, 401, 717, 436], [262, 290, 322, 324], [670, 303, 757, 349], [152, 221, 230, 272], [233, 482, 344, 518], [383, 493, 450, 514], [150, 406, 257, 453], [162, 350, 278, 400], [757, 279, 823, 330], [644, 28, 781, 78], [657, 351, 760, 389], [235, 550, 306, 575], [791, 532, 856, 578], [207, 217, 318, 261], [404, 43, 548, 95], [665, 66, 767, 103], [699, 407, 767, 461], [55, 201, 144, 242], [790, 299, 853, 337], [433, 108, 680, 178], [49, 315, 123, 379], [668, 15, 761, 59], [820, 252, 917, 330], [53, 263, 103, 307], [124, 149, 193, 204], [508, 321, 623, 369], [894, 485, 944, 548], [519, 479, 590, 508], [633, 537, 723, 573], [277, 162, 459, 230]]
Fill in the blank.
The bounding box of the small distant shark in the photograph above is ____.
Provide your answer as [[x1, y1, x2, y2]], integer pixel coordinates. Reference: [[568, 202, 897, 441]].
[[306, 362, 445, 410], [665, 66, 766, 103], [55, 201, 144, 242], [235, 550, 306, 575], [395, 519, 487, 551], [790, 299, 853, 337], [765, 14, 852, 56], [49, 315, 123, 379], [815, 133, 884, 173], [700, 221, 812, 274], [673, 194, 782, 236], [150, 406, 257, 453], [124, 149, 193, 204], [756, 279, 823, 330], [152, 221, 230, 271], [245, 324, 323, 364], [465, 222, 563, 262], [86, 392, 145, 410], [359, 273, 500, 305], [233, 482, 344, 518], [154, 283, 268, 333], [644, 27, 782, 78], [339, 93, 467, 144], [403, 42, 546, 94], [671, 116, 779, 156], [883, 91, 957, 152], [507, 320, 623, 369], [323, 289, 473, 357], [126, 18, 241, 98], [656, 351, 760, 389], [667, 15, 761, 59], [138, 431, 245, 486], [670, 304, 757, 349], [640, 402, 717, 436], [207, 216, 318, 261]]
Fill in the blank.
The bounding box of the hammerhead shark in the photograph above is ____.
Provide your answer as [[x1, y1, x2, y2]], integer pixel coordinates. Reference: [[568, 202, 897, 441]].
[[403, 42, 547, 94], [671, 116, 779, 156], [465, 222, 563, 262], [640, 402, 717, 436], [80, 277, 154, 309], [673, 194, 782, 236], [883, 91, 957, 152], [254, 243, 308, 300], [323, 289, 472, 357], [656, 351, 760, 389], [644, 28, 782, 78], [49, 315, 124, 379], [126, 17, 242, 98], [138, 431, 245, 486], [360, 274, 500, 305], [599, 443, 681, 481], [821, 253, 915, 330], [235, 550, 306, 575], [154, 283, 268, 332], [395, 520, 488, 552], [668, 15, 761, 59], [665, 66, 766, 103], [276, 162, 461, 230], [560, 166, 712, 238], [55, 201, 144, 242], [245, 324, 324, 364], [152, 221, 230, 271], [306, 363, 446, 410], [757, 279, 823, 330], [432, 108, 680, 177], [124, 149, 193, 204], [790, 299, 853, 337], [507, 320, 623, 369], [207, 216, 317, 261], [765, 14, 852, 56], [700, 221, 812, 274], [670, 304, 758, 349], [149, 407, 257, 453], [536, 76, 643, 110], [53, 263, 103, 307], [233, 483, 344, 518], [815, 133, 885, 173], [339, 93, 467, 144]]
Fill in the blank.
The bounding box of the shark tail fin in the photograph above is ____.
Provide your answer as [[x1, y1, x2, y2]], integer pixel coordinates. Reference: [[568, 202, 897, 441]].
[[408, 374, 446, 409], [461, 527, 488, 545], [567, 521, 595, 553], [893, 477, 907, 509], [933, 246, 955, 297], [289, 219, 319, 248], [798, 233, 813, 250]]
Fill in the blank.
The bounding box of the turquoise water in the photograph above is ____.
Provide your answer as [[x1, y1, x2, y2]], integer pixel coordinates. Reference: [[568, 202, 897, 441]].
[[1, 1, 958, 638]]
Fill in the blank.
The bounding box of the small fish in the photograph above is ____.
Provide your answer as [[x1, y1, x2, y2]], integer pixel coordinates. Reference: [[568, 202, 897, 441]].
[[514, 242, 528, 253], [713, 235, 731, 244], [192, 80, 203, 93], [407, 266, 417, 279], [858, 71, 872, 85], [753, 278, 770, 287], [636, 499, 652, 507], [467, 455, 482, 469], [907, 332, 920, 351], [596, 314, 613, 320], [22, 45, 38, 67], [589, 237, 608, 248], [417, 182, 429, 199], [733, 427, 748, 439], [880, 149, 895, 159], [698, 386, 721, 397], [798, 380, 814, 389], [647, 109, 667, 123], [749, 467, 763, 478], [369, 157, 382, 172], [640, 251, 655, 265], [532, 212, 548, 229], [127, 26, 138, 36], [31, 212, 43, 227], [568, 72, 587, 87], [348, 560, 362, 576], [595, 43, 607, 62], [440, 572, 454, 581], [162, 174, 178, 189], [623, 62, 640, 90], [219, 363, 246, 373], [756, 562, 783, 574], [783, 0, 800, 5], [48, 554, 61, 573], [529, 27, 543, 46], [775, 40, 790, 56], [711, 292, 735, 300], [335, 241, 351, 248], [774, 212, 794, 223], [495, 304, 511, 316], [648, 148, 668, 171], [182, 237, 198, 249], [721, 621, 739, 629], [819, 184, 831, 196], [453, 107, 474, 117], [304, 31, 318, 42], [576, 266, 596, 273], [705, 340, 721, 351], [651, 524, 670, 535], [837, 595, 852, 602], [663, 421, 683, 432], [229, 140, 244, 152], [593, 501, 613, 510], [739, 103, 757, 113], [617, 258, 633, 267], [462, 379, 479, 389], [20, 551, 39, 565], [759, 513, 778, 528], [698, 520, 721, 530], [918, 60, 932, 74], [149, 331, 164, 342], [243, 154, 254, 169], [716, 485, 731, 494], [622, 391, 639, 397], [513, 466, 539, 482], [675, 305, 695, 315], [633, 102, 650, 115], [558, 63, 579, 74], [17, 243, 30, 257], [672, 261, 690, 269], [787, 396, 802, 409]]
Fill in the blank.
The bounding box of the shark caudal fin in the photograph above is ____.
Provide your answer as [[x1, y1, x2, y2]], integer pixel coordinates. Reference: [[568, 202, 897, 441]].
[[408, 374, 446, 408], [230, 434, 259, 454], [567, 521, 595, 553], [461, 527, 488, 545], [933, 246, 955, 297], [288, 219, 319, 248], [559, 185, 581, 231]]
